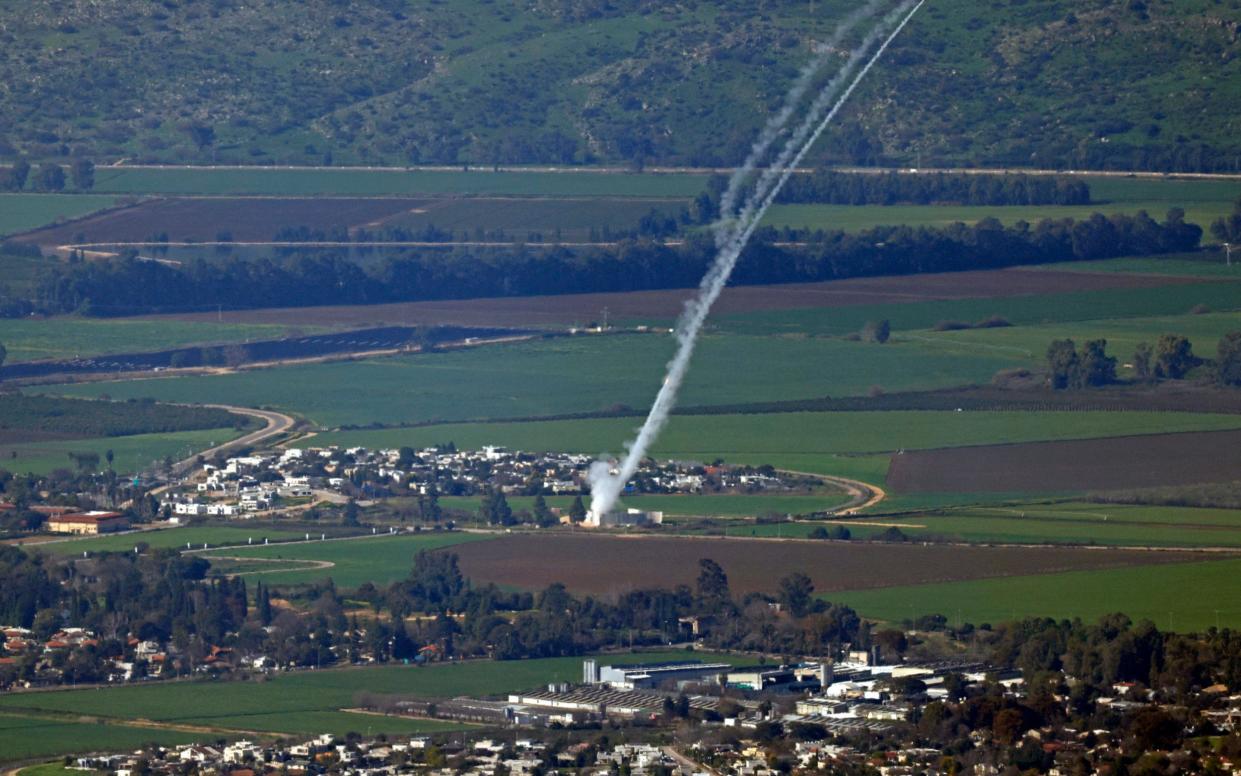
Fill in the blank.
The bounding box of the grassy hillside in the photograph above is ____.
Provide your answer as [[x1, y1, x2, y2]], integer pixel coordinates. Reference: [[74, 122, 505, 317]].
[[2, 0, 1239, 171]]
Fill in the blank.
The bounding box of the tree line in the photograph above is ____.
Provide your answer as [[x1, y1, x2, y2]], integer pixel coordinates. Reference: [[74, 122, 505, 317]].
[[774, 170, 1091, 206], [0, 159, 94, 191], [13, 208, 1203, 317], [1046, 331, 1241, 389]]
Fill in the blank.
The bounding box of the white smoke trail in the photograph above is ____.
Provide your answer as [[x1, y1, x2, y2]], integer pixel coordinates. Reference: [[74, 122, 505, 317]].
[[715, 0, 888, 234], [588, 0, 927, 521]]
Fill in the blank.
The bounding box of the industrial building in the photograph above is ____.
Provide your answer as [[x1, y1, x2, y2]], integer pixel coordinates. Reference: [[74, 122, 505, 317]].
[[583, 507, 664, 528], [585, 659, 731, 690], [46, 511, 128, 535], [726, 663, 832, 692]]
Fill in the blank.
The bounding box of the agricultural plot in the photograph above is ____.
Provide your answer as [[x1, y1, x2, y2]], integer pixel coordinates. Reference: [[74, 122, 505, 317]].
[[25, 524, 313, 556], [699, 502, 1241, 548], [0, 317, 311, 363], [0, 428, 244, 477], [0, 193, 119, 237], [1030, 255, 1241, 278], [715, 280, 1241, 338], [887, 428, 1241, 494], [374, 196, 688, 241], [910, 310, 1241, 370], [14, 197, 432, 247], [830, 556, 1241, 632], [762, 201, 1235, 236], [46, 335, 1018, 427], [199, 532, 489, 588], [0, 713, 197, 764], [90, 167, 709, 198], [446, 533, 1201, 596], [148, 266, 1199, 330], [0, 650, 740, 737], [436, 492, 851, 519]]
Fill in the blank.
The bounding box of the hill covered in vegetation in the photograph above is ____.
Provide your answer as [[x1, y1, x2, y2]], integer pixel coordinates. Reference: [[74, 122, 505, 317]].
[[2, 0, 1239, 172]]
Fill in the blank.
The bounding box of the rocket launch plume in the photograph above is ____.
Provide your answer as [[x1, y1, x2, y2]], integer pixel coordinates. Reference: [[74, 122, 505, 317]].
[[588, 0, 927, 521]]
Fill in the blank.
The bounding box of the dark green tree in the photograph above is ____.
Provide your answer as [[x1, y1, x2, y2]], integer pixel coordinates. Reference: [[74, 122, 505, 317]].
[[480, 487, 514, 526], [1133, 342, 1154, 382], [568, 495, 587, 523], [71, 159, 95, 190], [695, 558, 730, 611], [1046, 339, 1079, 390], [1154, 334, 1197, 379], [343, 499, 360, 527], [37, 163, 65, 192], [777, 572, 815, 617], [532, 493, 555, 527], [1076, 339, 1117, 387], [1210, 196, 1241, 244], [862, 319, 891, 344], [1218, 331, 1241, 386], [4, 159, 30, 191]]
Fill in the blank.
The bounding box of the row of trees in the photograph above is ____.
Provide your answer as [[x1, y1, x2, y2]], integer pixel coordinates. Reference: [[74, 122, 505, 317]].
[[18, 209, 1203, 317], [776, 171, 1092, 206], [0, 159, 94, 191], [1046, 332, 1241, 389]]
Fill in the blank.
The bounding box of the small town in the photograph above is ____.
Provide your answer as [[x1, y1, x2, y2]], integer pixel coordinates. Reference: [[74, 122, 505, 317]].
[[157, 446, 814, 526]]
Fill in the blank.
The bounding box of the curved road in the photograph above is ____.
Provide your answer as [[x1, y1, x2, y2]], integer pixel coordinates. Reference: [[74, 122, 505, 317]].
[[170, 404, 296, 475]]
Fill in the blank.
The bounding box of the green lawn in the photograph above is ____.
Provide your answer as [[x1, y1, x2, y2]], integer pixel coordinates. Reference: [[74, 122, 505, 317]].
[[303, 410, 1241, 485], [0, 650, 744, 735], [186, 710, 464, 737], [200, 532, 488, 588], [0, 317, 319, 363], [830, 556, 1241, 632], [715, 281, 1241, 338], [0, 193, 118, 237], [92, 167, 708, 197], [27, 524, 313, 555], [46, 334, 1016, 427], [0, 712, 197, 763], [0, 428, 244, 477]]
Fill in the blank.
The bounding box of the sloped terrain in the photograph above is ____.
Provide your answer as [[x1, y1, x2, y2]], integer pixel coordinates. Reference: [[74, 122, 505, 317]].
[[3, 0, 1239, 170]]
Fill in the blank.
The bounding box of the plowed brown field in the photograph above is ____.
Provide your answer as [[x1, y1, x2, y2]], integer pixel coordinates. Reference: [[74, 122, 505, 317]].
[[14, 197, 431, 245], [446, 533, 1203, 596], [886, 428, 1241, 494]]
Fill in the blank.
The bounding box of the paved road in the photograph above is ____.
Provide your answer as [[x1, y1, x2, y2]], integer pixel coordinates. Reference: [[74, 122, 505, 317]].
[[171, 405, 295, 475]]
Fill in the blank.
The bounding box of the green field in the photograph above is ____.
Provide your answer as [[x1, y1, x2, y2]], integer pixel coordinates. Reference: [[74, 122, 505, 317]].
[[302, 411, 1241, 486], [46, 334, 1016, 427], [0, 650, 742, 737], [438, 492, 851, 519], [830, 556, 1241, 632], [706, 502, 1241, 547], [714, 281, 1241, 338], [910, 310, 1241, 370], [0, 251, 52, 295], [0, 193, 119, 237], [185, 710, 463, 738], [1031, 255, 1241, 278], [762, 201, 1234, 235], [27, 524, 314, 556], [91, 167, 709, 198], [0, 712, 196, 763], [200, 532, 488, 588], [0, 317, 320, 363], [0, 428, 244, 477]]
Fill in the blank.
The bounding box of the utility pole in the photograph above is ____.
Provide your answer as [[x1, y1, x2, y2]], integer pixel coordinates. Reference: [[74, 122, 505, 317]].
[[1224, 242, 1233, 267]]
